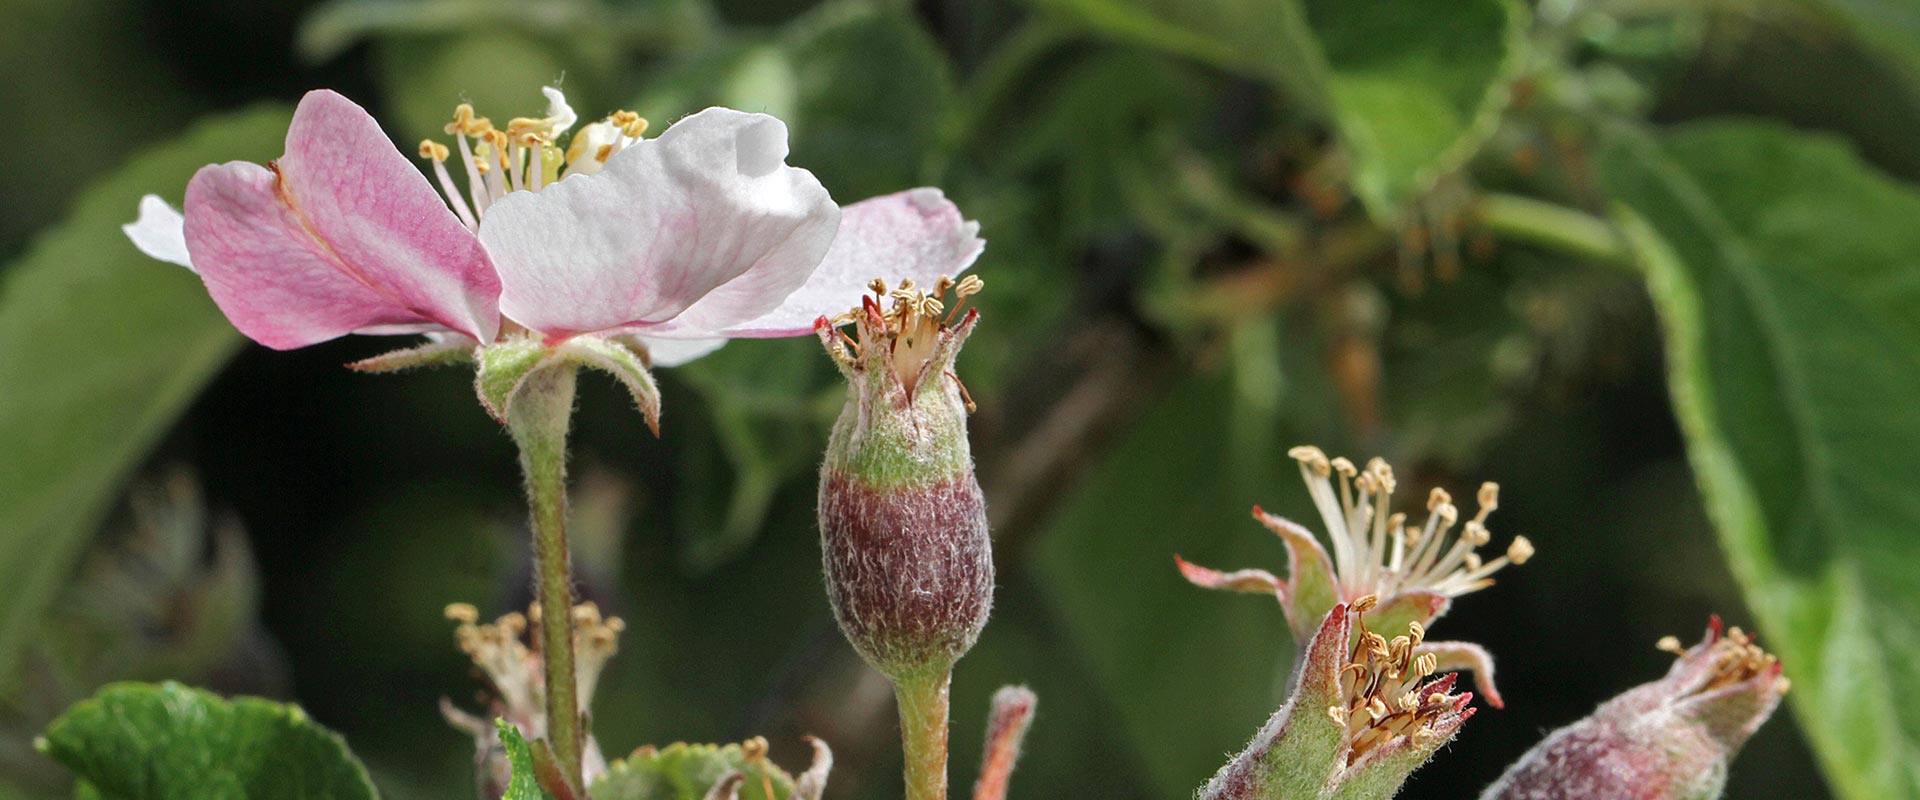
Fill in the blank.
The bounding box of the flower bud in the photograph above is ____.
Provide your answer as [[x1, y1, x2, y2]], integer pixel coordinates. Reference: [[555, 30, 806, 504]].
[[814, 277, 991, 679], [1481, 617, 1787, 800]]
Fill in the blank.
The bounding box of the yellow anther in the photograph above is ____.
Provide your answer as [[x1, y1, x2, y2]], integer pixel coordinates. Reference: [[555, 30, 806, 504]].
[[1289, 445, 1333, 476], [1656, 635, 1684, 654], [1507, 536, 1535, 564], [1351, 593, 1380, 614], [1427, 487, 1452, 512], [1415, 652, 1438, 677], [445, 104, 476, 135], [1478, 482, 1500, 512], [955, 274, 984, 298], [444, 602, 479, 623], [418, 140, 450, 162], [1462, 521, 1490, 546], [610, 111, 648, 138]]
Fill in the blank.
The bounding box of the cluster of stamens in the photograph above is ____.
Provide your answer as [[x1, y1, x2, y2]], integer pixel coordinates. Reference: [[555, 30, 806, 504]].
[[1288, 446, 1534, 600], [1657, 620, 1789, 696], [444, 600, 626, 716], [416, 90, 650, 232], [825, 275, 983, 404], [1326, 595, 1463, 763]]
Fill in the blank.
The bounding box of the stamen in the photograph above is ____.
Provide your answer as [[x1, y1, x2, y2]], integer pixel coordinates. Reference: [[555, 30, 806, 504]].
[[418, 140, 478, 230]]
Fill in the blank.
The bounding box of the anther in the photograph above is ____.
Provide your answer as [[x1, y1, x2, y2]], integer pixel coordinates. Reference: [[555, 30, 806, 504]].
[[418, 140, 450, 161]]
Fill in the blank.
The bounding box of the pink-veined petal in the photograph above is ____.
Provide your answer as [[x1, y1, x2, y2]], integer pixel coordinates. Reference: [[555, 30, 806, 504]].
[[124, 195, 194, 270], [482, 107, 839, 339], [694, 187, 984, 337], [182, 90, 499, 349]]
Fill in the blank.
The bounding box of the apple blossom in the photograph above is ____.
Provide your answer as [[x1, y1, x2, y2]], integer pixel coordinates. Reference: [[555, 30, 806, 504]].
[[123, 87, 983, 381]]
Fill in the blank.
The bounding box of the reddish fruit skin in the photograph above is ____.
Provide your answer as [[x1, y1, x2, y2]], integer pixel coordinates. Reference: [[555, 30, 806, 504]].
[[818, 470, 992, 678]]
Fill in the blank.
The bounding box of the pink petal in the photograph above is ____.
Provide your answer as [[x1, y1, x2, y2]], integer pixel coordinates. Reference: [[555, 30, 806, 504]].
[[182, 90, 499, 350], [700, 187, 984, 337], [482, 108, 839, 339]]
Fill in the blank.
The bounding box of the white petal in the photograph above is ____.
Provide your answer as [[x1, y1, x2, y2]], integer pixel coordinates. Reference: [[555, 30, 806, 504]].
[[123, 194, 195, 271], [710, 187, 984, 337], [483, 107, 839, 338], [631, 336, 727, 367]]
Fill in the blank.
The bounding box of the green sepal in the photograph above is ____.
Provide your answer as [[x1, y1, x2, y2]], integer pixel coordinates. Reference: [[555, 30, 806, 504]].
[[1253, 508, 1341, 642], [590, 741, 798, 800], [498, 719, 561, 800], [561, 337, 662, 436], [346, 335, 478, 373], [476, 337, 562, 423], [35, 681, 378, 800]]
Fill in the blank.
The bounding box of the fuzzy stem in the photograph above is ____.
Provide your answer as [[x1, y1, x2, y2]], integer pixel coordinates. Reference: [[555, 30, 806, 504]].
[[895, 669, 953, 800], [505, 364, 585, 797]]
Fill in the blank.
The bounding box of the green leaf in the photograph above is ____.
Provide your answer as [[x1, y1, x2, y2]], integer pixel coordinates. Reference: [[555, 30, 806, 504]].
[[1304, 0, 1526, 218], [0, 105, 290, 693], [1598, 121, 1920, 800], [589, 742, 795, 800], [37, 681, 377, 800], [635, 1, 954, 199], [497, 721, 558, 800], [1031, 0, 1524, 218]]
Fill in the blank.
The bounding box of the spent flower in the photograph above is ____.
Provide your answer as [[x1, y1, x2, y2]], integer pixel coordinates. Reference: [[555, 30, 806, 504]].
[[815, 275, 989, 679], [440, 601, 624, 798], [1177, 445, 1531, 705], [1481, 617, 1787, 800], [1200, 597, 1476, 800]]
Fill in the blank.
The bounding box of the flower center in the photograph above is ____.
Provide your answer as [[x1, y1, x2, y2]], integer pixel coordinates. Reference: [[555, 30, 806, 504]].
[[415, 88, 650, 232], [831, 275, 983, 404], [1327, 595, 1460, 764], [1289, 446, 1534, 601], [1656, 621, 1786, 695]]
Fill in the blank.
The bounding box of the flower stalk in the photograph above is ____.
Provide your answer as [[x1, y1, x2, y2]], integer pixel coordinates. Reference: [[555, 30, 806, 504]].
[[504, 363, 586, 796], [895, 669, 954, 800]]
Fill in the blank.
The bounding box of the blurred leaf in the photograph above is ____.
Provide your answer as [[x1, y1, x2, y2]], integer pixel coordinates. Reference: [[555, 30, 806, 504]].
[[636, 1, 954, 199], [1600, 121, 1920, 800], [0, 106, 290, 693], [1027, 0, 1326, 107], [38, 681, 377, 800], [300, 0, 712, 64], [1790, 0, 1920, 105], [1033, 0, 1524, 219], [0, 0, 201, 252], [589, 742, 796, 800], [1305, 0, 1526, 218], [1031, 375, 1292, 794]]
